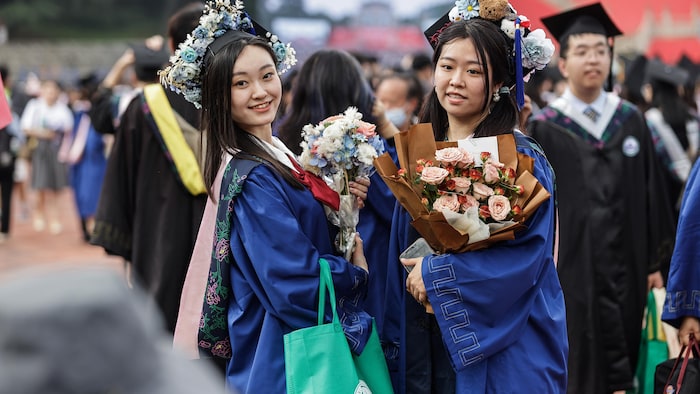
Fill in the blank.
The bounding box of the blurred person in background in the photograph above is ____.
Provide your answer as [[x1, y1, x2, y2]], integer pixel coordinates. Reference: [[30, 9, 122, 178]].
[[410, 52, 434, 97], [89, 36, 171, 136], [677, 54, 700, 113], [91, 1, 208, 336], [643, 59, 699, 221], [59, 73, 108, 242], [0, 65, 23, 243], [20, 79, 73, 235], [373, 71, 423, 132]]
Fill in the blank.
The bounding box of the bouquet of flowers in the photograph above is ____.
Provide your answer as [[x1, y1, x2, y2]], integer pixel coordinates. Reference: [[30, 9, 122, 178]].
[[402, 147, 525, 245], [299, 106, 385, 259], [374, 123, 551, 254]]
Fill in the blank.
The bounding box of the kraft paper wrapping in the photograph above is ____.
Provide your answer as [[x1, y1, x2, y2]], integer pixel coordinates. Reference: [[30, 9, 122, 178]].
[[374, 123, 550, 254]]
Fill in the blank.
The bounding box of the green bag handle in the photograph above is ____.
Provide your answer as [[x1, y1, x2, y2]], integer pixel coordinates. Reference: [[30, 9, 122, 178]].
[[317, 258, 339, 326], [647, 291, 659, 341]]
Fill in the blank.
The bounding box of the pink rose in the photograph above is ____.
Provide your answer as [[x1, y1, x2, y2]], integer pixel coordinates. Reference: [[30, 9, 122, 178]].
[[435, 147, 472, 167], [420, 166, 449, 185], [486, 157, 505, 169], [357, 120, 377, 137], [452, 177, 472, 194], [482, 163, 501, 184], [433, 194, 460, 212], [488, 195, 511, 221], [460, 194, 479, 210], [472, 182, 494, 201]]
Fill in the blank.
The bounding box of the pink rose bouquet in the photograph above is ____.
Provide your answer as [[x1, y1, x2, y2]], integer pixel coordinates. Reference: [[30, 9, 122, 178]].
[[403, 148, 524, 244], [374, 123, 551, 254]]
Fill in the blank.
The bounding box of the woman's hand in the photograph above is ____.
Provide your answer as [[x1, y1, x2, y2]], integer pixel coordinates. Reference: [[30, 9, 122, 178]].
[[372, 99, 399, 139], [350, 233, 368, 273], [348, 176, 370, 209], [402, 257, 427, 305], [678, 316, 700, 346]]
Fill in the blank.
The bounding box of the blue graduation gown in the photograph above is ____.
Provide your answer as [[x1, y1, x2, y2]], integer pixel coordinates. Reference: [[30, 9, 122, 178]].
[[225, 164, 371, 393], [358, 140, 398, 336], [383, 133, 568, 393], [662, 159, 700, 328], [69, 110, 106, 218]]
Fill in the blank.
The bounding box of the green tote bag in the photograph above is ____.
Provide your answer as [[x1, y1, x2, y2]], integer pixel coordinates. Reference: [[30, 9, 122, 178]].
[[283, 258, 393, 394], [630, 290, 669, 394]]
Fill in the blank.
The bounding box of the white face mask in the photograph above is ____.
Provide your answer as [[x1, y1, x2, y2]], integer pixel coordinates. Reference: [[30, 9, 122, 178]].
[[385, 107, 408, 128]]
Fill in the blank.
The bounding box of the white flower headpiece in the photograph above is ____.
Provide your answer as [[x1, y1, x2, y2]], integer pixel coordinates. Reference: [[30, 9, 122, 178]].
[[159, 0, 297, 108]]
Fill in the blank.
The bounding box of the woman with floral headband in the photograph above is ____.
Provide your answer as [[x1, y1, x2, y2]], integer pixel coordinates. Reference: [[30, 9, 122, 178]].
[[160, 1, 374, 392], [382, 1, 568, 392]]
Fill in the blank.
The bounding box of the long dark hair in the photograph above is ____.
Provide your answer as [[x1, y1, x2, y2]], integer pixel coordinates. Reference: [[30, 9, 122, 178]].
[[650, 79, 693, 150], [200, 31, 302, 199], [419, 19, 519, 140], [277, 49, 376, 155]]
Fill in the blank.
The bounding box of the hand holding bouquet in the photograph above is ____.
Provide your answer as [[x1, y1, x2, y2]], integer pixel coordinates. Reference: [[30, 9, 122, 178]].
[[299, 107, 385, 259]]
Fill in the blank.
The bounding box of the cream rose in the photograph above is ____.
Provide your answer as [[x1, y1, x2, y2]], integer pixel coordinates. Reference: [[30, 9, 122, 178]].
[[482, 163, 501, 184], [435, 147, 468, 167], [452, 177, 472, 194], [420, 166, 449, 185], [433, 194, 460, 212], [461, 194, 479, 210], [488, 195, 511, 221], [472, 182, 494, 201]]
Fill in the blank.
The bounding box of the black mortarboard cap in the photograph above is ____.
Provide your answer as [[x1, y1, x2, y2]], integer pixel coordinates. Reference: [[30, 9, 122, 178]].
[[423, 13, 451, 49], [677, 54, 700, 85], [623, 54, 648, 90], [131, 43, 170, 81], [646, 58, 689, 87], [541, 2, 622, 45]]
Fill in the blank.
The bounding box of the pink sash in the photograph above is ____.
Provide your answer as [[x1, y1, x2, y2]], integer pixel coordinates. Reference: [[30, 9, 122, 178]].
[[172, 157, 227, 358]]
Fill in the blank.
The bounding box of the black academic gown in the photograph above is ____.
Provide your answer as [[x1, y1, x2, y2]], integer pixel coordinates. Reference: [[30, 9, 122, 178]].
[[528, 94, 674, 393], [91, 89, 205, 334]]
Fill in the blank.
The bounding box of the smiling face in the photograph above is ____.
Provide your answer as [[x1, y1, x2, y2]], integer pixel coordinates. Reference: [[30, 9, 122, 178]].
[[559, 33, 611, 101], [230, 45, 281, 139], [434, 37, 493, 130]]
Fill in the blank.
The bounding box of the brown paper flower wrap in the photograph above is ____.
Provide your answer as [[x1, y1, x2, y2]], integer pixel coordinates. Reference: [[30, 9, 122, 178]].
[[374, 123, 551, 254]]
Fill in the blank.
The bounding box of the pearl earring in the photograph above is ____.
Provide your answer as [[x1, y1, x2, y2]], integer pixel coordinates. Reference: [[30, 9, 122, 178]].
[[492, 92, 500, 102]]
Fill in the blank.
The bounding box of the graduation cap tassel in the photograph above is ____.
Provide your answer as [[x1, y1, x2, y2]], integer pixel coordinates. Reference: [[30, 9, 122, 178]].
[[514, 18, 525, 111]]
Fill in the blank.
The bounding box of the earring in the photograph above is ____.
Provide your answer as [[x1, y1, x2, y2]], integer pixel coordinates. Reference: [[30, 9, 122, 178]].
[[492, 92, 500, 102]]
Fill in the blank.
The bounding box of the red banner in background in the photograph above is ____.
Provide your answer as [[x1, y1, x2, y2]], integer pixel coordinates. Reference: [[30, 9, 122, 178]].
[[0, 78, 12, 129]]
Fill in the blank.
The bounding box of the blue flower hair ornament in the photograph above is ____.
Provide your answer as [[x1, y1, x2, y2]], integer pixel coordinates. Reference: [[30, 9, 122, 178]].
[[425, 0, 555, 110], [159, 0, 297, 109]]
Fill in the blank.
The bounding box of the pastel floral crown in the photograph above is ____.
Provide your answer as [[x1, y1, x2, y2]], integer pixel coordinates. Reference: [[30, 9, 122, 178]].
[[159, 0, 297, 108], [426, 0, 555, 109]]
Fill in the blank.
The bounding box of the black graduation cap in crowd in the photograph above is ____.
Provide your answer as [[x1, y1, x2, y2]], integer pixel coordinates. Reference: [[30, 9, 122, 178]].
[[623, 54, 648, 89], [677, 54, 700, 85], [646, 58, 689, 87], [541, 2, 622, 91], [131, 43, 171, 81], [540, 2, 622, 45], [423, 12, 452, 49]]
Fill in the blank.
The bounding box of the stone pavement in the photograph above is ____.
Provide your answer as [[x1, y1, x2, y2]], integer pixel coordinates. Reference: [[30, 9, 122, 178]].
[[0, 189, 124, 277]]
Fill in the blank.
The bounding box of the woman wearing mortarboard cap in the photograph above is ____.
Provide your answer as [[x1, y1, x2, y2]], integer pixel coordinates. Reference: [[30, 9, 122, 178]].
[[528, 3, 676, 393], [382, 0, 568, 392]]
